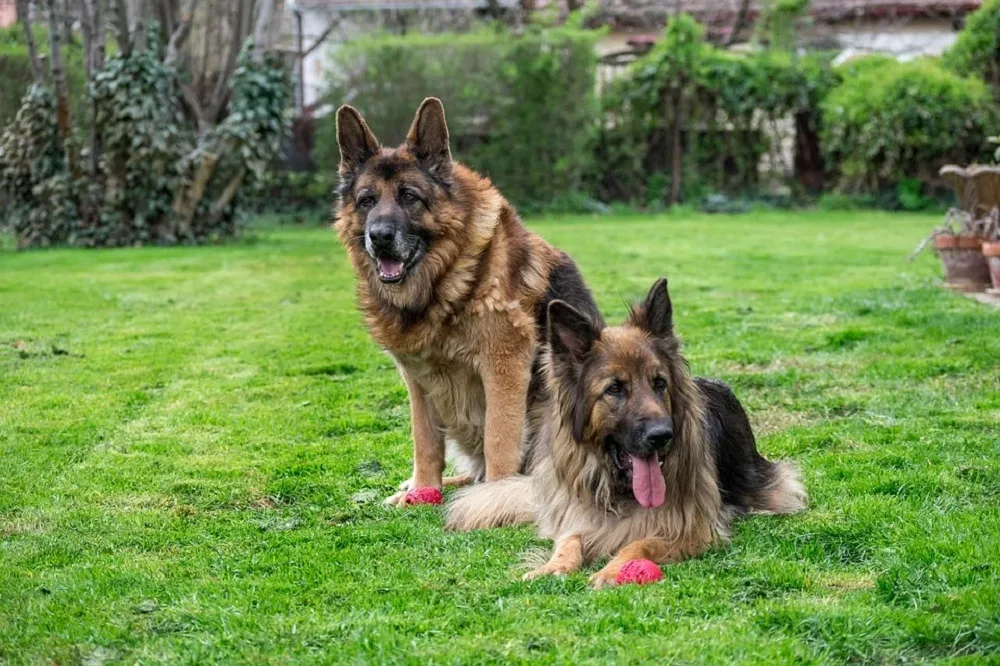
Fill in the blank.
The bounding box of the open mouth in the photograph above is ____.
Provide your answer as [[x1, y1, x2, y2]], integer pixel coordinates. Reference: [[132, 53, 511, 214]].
[[373, 244, 424, 285], [376, 257, 407, 284], [610, 445, 667, 510]]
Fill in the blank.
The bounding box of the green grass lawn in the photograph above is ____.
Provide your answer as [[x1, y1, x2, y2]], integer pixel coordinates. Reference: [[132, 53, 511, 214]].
[[2, 210, 999, 665]]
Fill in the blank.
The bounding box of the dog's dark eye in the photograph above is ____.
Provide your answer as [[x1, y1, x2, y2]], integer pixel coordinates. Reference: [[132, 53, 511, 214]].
[[606, 380, 625, 397], [357, 195, 376, 209], [400, 190, 418, 204], [653, 377, 667, 392]]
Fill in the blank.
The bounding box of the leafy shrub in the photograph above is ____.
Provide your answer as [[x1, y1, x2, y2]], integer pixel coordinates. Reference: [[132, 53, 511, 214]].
[[196, 49, 293, 238], [596, 14, 838, 203], [0, 86, 76, 247], [943, 0, 1000, 88], [258, 170, 336, 215], [91, 47, 190, 245], [815, 192, 876, 211], [759, 0, 810, 50], [0, 34, 290, 249], [321, 26, 598, 208], [896, 178, 933, 211], [821, 58, 997, 192]]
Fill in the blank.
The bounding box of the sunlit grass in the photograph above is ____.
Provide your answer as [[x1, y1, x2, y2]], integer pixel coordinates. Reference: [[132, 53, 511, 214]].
[[2, 210, 998, 664]]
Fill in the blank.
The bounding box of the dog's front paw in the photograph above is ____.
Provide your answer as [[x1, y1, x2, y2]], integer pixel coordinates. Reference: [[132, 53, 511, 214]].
[[383, 489, 409, 507], [587, 568, 619, 590], [383, 478, 414, 506], [383, 487, 444, 507], [522, 562, 574, 581]]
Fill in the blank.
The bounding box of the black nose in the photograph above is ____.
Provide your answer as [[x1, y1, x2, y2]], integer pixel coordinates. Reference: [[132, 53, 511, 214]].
[[367, 220, 395, 251], [644, 421, 673, 452]]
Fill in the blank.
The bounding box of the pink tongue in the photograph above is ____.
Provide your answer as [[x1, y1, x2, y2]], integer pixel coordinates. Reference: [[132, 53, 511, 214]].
[[378, 258, 404, 277], [631, 454, 666, 509]]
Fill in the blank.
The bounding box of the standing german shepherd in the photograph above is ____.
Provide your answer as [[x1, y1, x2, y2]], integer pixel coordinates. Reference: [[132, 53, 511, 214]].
[[447, 278, 807, 587], [335, 98, 600, 505]]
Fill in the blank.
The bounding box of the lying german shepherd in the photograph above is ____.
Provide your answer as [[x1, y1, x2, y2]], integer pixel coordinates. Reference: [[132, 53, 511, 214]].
[[334, 98, 600, 505], [447, 279, 807, 588]]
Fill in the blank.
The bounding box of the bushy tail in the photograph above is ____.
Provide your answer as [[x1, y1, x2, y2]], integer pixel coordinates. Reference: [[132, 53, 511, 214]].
[[445, 475, 535, 531], [752, 461, 808, 514]]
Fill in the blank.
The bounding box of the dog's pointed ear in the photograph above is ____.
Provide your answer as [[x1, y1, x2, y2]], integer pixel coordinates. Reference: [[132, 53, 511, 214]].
[[631, 278, 673, 338], [337, 105, 379, 179], [548, 300, 599, 364], [406, 97, 452, 178]]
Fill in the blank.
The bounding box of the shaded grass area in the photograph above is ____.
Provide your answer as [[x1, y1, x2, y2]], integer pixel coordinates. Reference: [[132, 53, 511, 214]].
[[1, 210, 998, 664]]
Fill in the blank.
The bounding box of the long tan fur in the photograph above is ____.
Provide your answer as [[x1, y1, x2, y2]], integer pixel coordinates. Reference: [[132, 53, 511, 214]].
[[534, 335, 728, 562], [445, 475, 534, 531], [447, 278, 807, 583], [752, 461, 808, 514], [335, 99, 584, 504]]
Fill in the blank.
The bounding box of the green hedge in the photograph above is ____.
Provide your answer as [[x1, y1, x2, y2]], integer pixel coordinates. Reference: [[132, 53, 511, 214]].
[[0, 25, 87, 128], [596, 14, 839, 203], [943, 0, 1000, 88], [319, 26, 599, 209], [821, 57, 997, 192]]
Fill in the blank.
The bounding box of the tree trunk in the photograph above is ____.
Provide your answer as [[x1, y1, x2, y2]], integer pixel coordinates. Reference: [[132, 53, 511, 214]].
[[17, 0, 47, 85], [173, 150, 219, 229], [294, 9, 304, 116], [793, 110, 825, 192], [127, 0, 150, 52], [80, 1, 93, 80], [210, 168, 246, 216], [80, 0, 107, 177], [112, 0, 131, 56], [724, 0, 752, 46], [164, 0, 201, 68], [251, 0, 276, 62], [669, 85, 682, 205], [63, 0, 76, 46], [45, 0, 77, 173]]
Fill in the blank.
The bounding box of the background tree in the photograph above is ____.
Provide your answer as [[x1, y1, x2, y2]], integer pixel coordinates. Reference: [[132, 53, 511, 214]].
[[2, 0, 289, 248]]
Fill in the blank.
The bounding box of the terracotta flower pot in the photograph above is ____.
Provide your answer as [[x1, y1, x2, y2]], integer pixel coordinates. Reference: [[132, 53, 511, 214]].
[[982, 241, 1000, 295], [934, 235, 991, 291]]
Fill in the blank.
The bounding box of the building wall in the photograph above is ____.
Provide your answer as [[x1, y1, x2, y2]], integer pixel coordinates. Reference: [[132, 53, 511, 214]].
[[0, 0, 17, 28], [824, 18, 959, 62]]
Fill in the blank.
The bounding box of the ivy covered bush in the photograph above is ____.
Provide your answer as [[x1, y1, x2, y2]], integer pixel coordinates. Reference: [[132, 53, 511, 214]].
[[318, 26, 598, 209], [90, 45, 189, 246], [0, 86, 76, 247], [821, 57, 997, 193], [0, 32, 290, 249], [943, 0, 1000, 88]]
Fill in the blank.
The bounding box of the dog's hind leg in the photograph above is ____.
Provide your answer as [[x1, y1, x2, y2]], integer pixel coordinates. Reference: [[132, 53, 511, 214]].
[[523, 535, 584, 580], [442, 474, 473, 487], [396, 475, 472, 491]]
